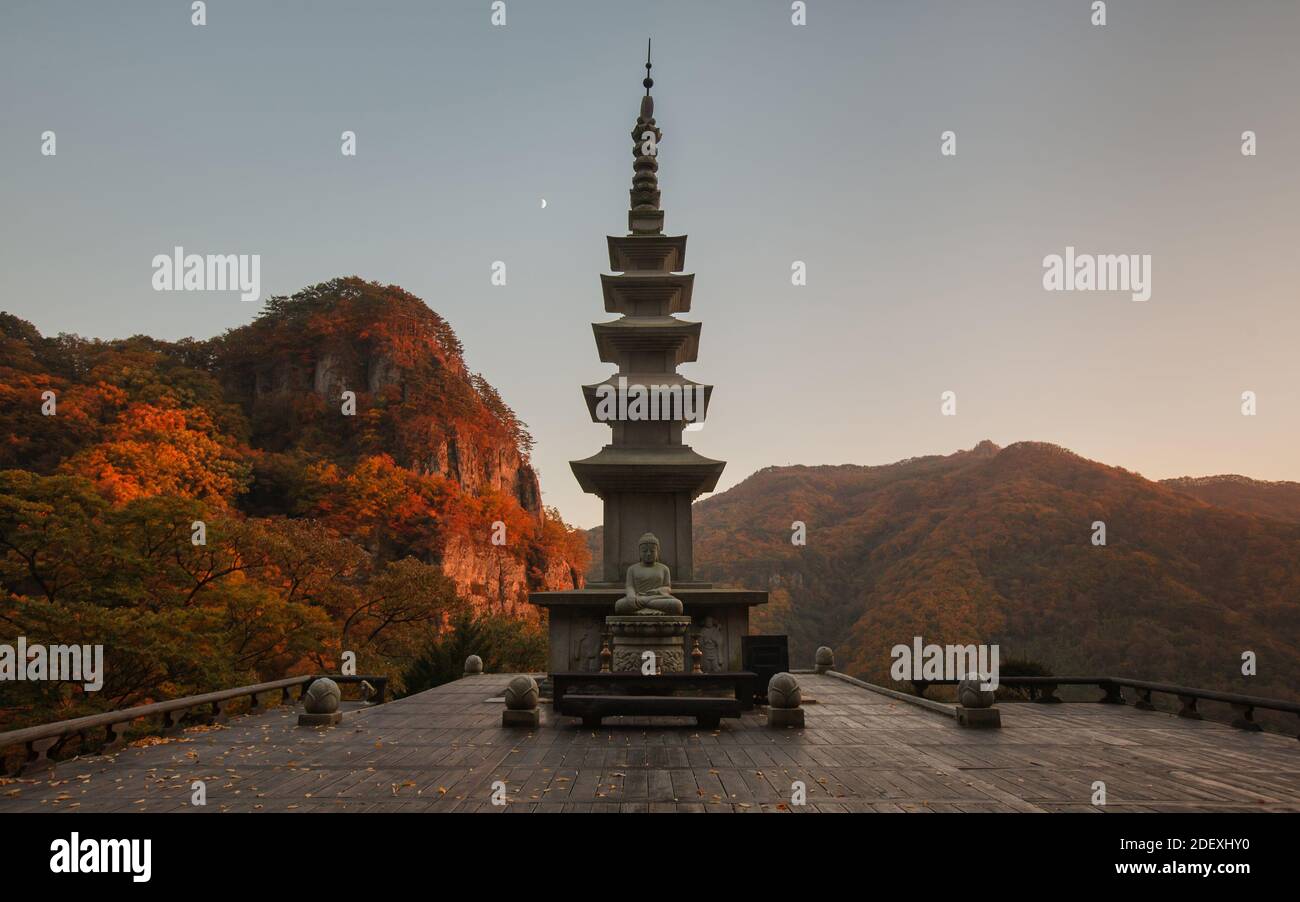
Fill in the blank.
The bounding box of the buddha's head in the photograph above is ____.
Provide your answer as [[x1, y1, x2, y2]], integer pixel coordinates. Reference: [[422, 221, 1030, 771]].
[[637, 532, 660, 565]]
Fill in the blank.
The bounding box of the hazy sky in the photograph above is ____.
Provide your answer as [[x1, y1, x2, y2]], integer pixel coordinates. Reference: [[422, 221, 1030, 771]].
[[3, 1, 1298, 527]]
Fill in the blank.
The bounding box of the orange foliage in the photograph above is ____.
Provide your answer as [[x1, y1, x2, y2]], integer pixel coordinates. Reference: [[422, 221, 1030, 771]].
[[60, 401, 247, 504]]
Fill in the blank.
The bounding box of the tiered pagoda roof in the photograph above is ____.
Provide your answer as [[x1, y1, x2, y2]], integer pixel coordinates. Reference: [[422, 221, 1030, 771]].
[[570, 45, 724, 582]]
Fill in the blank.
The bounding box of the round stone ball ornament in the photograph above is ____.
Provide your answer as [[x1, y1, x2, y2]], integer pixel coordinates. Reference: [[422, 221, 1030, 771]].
[[304, 678, 342, 714], [503, 675, 539, 711], [957, 677, 995, 709], [767, 672, 802, 709], [814, 646, 834, 673]]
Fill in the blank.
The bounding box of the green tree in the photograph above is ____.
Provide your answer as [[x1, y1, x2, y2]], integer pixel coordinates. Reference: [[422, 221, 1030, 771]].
[[399, 611, 546, 695]]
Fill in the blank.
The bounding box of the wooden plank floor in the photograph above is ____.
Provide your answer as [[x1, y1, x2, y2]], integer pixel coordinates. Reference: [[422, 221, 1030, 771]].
[[4, 673, 1298, 813]]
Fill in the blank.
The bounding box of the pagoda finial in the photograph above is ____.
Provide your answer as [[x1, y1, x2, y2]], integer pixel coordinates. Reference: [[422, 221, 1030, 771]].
[[629, 38, 664, 234], [644, 38, 653, 95]]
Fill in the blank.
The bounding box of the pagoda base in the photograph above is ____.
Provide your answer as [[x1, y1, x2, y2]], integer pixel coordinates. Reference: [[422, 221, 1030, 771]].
[[530, 587, 767, 675]]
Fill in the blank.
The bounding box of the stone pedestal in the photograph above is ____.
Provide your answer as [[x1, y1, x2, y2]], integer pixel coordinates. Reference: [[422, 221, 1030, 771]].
[[956, 706, 1001, 728], [767, 707, 805, 728], [297, 712, 342, 726], [531, 588, 765, 674], [502, 709, 540, 728], [606, 614, 691, 673]]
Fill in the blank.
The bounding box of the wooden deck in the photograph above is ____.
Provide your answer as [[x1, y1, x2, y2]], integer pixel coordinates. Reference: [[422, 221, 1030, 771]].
[[3, 672, 1298, 813]]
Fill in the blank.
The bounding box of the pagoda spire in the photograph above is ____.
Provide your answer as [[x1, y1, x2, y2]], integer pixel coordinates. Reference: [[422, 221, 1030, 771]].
[[570, 43, 724, 585], [528, 52, 768, 676], [628, 38, 664, 235]]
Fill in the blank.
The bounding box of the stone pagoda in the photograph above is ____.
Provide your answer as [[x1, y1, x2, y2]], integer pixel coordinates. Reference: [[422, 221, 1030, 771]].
[[529, 47, 766, 674]]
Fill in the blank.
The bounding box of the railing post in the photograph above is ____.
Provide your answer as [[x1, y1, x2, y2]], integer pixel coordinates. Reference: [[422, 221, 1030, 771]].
[[281, 685, 295, 705], [103, 721, 126, 752], [1099, 681, 1124, 704], [162, 709, 185, 734], [1134, 688, 1156, 711], [1176, 695, 1202, 720], [21, 737, 59, 776], [1230, 703, 1262, 732], [1034, 682, 1061, 703], [911, 680, 930, 698]]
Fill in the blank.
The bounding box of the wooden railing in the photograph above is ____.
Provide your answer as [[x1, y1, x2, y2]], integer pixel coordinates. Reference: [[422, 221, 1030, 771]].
[[0, 673, 388, 776], [909, 676, 1300, 737]]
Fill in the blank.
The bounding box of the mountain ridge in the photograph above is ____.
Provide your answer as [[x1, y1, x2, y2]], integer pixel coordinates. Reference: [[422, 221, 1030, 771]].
[[1161, 473, 1300, 524]]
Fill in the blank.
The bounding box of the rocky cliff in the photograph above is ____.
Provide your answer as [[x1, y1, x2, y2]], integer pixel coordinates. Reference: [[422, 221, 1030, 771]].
[[208, 277, 586, 608]]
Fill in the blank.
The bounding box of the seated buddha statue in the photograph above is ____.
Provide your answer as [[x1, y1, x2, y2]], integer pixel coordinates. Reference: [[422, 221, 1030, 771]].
[[614, 532, 684, 615]]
